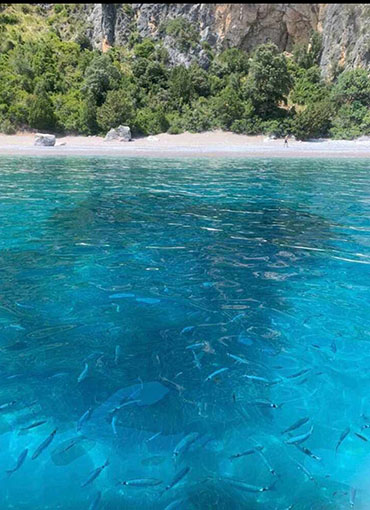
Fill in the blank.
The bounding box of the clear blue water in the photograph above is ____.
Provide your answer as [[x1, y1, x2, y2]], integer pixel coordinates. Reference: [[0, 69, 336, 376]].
[[0, 156, 370, 509]]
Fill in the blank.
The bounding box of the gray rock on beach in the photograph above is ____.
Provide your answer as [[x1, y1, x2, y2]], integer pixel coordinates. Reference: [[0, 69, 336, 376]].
[[34, 134, 56, 146], [105, 125, 131, 142]]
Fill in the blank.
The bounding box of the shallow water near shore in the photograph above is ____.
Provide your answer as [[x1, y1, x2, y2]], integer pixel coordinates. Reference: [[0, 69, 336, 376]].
[[0, 156, 369, 509]]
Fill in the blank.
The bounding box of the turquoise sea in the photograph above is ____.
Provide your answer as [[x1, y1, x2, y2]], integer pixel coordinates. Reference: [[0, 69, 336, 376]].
[[0, 156, 369, 509]]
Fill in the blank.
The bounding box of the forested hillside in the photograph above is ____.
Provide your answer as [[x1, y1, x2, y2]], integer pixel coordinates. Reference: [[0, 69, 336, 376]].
[[0, 3, 369, 139]]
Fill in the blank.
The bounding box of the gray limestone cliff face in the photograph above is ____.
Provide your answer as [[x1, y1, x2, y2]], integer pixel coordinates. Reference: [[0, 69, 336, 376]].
[[79, 3, 370, 78], [319, 4, 370, 80]]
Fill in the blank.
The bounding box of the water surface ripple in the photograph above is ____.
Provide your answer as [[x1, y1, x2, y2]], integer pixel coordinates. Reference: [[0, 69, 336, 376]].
[[0, 157, 369, 510]]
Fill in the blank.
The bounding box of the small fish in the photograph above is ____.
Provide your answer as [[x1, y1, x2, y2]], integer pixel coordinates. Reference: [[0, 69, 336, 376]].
[[173, 432, 199, 459], [185, 342, 204, 350], [118, 478, 163, 487], [285, 426, 314, 446], [77, 407, 93, 432], [350, 487, 356, 508], [6, 448, 28, 476], [31, 429, 57, 460], [180, 326, 195, 336], [81, 459, 109, 488], [295, 445, 321, 461], [354, 432, 367, 442], [335, 426, 350, 453], [230, 313, 245, 323], [0, 400, 16, 411], [296, 460, 315, 481], [243, 375, 278, 385], [229, 445, 263, 461], [83, 351, 104, 363], [286, 368, 311, 379], [192, 351, 201, 370], [257, 449, 276, 476], [330, 341, 337, 353], [227, 353, 249, 365], [114, 345, 121, 365], [88, 491, 101, 510], [59, 437, 81, 454], [20, 420, 47, 432], [247, 399, 279, 409], [111, 415, 118, 435], [361, 423, 370, 430], [145, 431, 162, 442], [164, 498, 186, 510], [281, 417, 310, 435], [204, 367, 229, 382], [161, 466, 190, 496], [222, 477, 275, 493], [77, 363, 89, 383]]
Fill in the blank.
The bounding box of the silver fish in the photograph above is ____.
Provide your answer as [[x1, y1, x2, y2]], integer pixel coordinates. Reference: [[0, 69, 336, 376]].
[[286, 368, 311, 379], [257, 449, 277, 476], [227, 353, 249, 365], [285, 426, 314, 445], [111, 415, 117, 435], [114, 345, 121, 365], [77, 363, 89, 383], [335, 426, 350, 453], [6, 448, 28, 476], [222, 477, 275, 493], [31, 428, 57, 460], [0, 400, 16, 411], [248, 399, 279, 409], [88, 491, 101, 510], [192, 351, 201, 370], [229, 445, 263, 461], [164, 498, 186, 510], [173, 432, 199, 459], [81, 459, 109, 488], [281, 417, 310, 435], [161, 466, 190, 496], [295, 445, 321, 461], [204, 367, 229, 382], [118, 478, 162, 487], [20, 420, 47, 432], [350, 487, 356, 508], [77, 407, 93, 432]]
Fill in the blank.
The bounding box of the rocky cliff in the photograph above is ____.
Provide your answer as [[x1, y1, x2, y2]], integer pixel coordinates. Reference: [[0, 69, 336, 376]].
[[4, 4, 370, 80]]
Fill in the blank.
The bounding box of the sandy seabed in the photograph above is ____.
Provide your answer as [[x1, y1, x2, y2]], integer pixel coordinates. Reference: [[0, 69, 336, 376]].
[[1, 130, 370, 158]]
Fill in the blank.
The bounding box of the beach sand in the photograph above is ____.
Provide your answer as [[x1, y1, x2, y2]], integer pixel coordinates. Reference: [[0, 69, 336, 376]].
[[0, 130, 370, 158]]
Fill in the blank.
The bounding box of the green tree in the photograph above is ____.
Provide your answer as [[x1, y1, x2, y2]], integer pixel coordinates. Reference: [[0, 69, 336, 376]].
[[96, 89, 135, 132], [292, 99, 334, 140], [28, 81, 56, 131], [246, 43, 292, 116]]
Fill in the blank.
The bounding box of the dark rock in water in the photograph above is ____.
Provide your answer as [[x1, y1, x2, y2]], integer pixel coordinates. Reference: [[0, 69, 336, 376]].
[[34, 134, 56, 146], [104, 125, 131, 142]]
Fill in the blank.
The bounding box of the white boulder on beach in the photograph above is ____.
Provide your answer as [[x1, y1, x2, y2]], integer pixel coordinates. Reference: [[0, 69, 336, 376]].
[[34, 133, 56, 146], [104, 125, 131, 142]]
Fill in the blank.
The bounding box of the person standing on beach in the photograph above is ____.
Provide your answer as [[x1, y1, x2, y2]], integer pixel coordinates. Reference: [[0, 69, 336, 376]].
[[284, 135, 289, 147]]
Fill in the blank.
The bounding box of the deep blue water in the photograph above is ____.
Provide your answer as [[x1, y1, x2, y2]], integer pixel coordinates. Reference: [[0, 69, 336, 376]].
[[0, 156, 369, 509]]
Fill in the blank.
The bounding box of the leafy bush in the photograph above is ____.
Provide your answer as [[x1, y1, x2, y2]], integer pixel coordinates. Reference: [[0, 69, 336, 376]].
[[0, 118, 16, 134], [292, 100, 334, 140], [134, 106, 169, 135], [96, 89, 135, 133]]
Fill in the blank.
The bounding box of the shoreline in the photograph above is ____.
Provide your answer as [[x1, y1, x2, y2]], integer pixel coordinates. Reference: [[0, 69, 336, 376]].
[[0, 131, 370, 158]]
